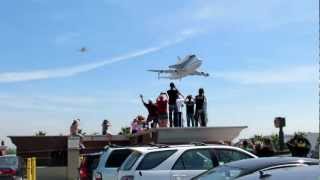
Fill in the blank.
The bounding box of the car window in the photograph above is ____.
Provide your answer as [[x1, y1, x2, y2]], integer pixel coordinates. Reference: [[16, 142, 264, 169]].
[[120, 151, 142, 171], [214, 149, 252, 165], [173, 149, 214, 170], [105, 149, 132, 168], [137, 150, 177, 170]]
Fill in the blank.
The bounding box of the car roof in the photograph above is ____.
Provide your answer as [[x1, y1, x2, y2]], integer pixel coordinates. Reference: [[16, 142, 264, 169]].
[[224, 157, 319, 172], [238, 165, 320, 180], [82, 152, 102, 156], [128, 144, 246, 154], [0, 155, 17, 158]]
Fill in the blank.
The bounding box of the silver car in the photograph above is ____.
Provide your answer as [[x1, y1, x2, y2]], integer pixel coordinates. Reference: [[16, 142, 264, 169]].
[[192, 157, 319, 180], [0, 155, 24, 180], [237, 165, 320, 180], [93, 146, 132, 180]]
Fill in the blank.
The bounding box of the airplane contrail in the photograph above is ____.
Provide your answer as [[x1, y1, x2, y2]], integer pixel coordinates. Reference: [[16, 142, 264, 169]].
[[0, 33, 193, 83]]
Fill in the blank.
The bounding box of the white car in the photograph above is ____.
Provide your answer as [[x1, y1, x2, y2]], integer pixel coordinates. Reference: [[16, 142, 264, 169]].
[[93, 146, 133, 180], [118, 144, 257, 180]]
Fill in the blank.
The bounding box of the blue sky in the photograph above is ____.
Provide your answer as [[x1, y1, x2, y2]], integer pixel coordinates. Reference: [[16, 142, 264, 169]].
[[0, 0, 318, 146]]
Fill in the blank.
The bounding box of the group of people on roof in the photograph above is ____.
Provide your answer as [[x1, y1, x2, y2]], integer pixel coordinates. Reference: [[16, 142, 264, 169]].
[[138, 82, 208, 131]]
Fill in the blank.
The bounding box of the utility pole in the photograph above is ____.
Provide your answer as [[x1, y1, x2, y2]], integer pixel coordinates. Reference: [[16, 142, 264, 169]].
[[318, 0, 320, 159], [274, 117, 286, 151]]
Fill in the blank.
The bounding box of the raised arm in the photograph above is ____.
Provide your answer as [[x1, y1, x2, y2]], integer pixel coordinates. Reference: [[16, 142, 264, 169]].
[[140, 94, 146, 105]]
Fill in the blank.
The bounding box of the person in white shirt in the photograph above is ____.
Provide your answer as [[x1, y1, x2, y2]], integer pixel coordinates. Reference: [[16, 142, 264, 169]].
[[175, 96, 184, 127]]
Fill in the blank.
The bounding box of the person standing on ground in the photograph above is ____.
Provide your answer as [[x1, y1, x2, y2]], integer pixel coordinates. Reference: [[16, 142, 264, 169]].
[[185, 95, 195, 127], [167, 83, 183, 127], [0, 141, 5, 156], [140, 95, 159, 128], [102, 119, 111, 135], [287, 133, 311, 157], [156, 92, 168, 128], [195, 88, 207, 127], [175, 95, 184, 127]]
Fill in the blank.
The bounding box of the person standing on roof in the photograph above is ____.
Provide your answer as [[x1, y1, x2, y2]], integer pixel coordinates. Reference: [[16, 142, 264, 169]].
[[70, 119, 80, 136], [102, 119, 111, 135], [167, 82, 183, 127], [195, 88, 207, 127], [185, 95, 195, 127], [140, 95, 159, 128], [156, 92, 168, 128], [175, 95, 184, 127]]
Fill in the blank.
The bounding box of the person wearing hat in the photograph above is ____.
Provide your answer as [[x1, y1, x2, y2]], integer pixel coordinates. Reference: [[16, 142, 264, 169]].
[[102, 119, 111, 135], [194, 88, 207, 127]]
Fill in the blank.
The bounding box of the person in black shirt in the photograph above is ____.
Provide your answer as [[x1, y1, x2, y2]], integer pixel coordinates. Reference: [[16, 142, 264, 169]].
[[140, 95, 159, 128], [194, 88, 207, 127], [185, 95, 195, 127], [167, 83, 183, 127]]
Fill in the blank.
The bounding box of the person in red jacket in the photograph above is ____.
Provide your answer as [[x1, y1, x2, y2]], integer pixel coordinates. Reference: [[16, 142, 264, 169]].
[[156, 92, 168, 127]]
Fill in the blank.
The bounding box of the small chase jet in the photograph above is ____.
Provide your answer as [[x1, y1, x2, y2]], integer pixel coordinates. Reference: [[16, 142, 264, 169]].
[[149, 54, 210, 80]]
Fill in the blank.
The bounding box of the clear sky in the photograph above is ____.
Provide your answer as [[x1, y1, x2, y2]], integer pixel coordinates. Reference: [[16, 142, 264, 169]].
[[0, 0, 318, 146]]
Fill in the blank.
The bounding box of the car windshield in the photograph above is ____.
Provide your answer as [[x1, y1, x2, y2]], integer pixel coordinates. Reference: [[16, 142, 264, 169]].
[[0, 156, 17, 168], [120, 151, 142, 171], [195, 165, 245, 180]]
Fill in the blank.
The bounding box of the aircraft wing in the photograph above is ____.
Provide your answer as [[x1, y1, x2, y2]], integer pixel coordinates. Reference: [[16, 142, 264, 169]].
[[190, 71, 210, 77], [148, 69, 177, 73]]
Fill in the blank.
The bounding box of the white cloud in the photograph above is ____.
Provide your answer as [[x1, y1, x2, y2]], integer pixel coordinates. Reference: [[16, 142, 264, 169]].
[[215, 65, 317, 84], [0, 31, 195, 83]]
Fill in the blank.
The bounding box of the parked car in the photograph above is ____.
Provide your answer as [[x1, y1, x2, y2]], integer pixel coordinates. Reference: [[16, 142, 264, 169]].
[[192, 157, 320, 180], [80, 152, 102, 180], [0, 155, 24, 180], [93, 146, 133, 180], [118, 144, 257, 180], [237, 165, 320, 180]]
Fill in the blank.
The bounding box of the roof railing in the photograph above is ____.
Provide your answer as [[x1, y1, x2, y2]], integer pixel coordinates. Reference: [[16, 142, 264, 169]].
[[190, 142, 207, 146], [148, 143, 170, 148]]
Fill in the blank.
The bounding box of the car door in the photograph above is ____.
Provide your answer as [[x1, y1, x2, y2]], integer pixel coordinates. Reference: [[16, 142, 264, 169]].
[[214, 148, 254, 165], [134, 150, 176, 180], [170, 149, 219, 180]]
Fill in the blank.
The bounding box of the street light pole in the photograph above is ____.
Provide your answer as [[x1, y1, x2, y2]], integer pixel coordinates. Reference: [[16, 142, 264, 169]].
[[318, 0, 320, 160]]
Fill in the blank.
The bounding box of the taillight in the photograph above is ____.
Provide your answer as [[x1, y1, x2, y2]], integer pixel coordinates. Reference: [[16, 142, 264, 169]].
[[95, 172, 102, 180], [79, 169, 87, 178], [0, 169, 17, 175], [121, 175, 134, 180]]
